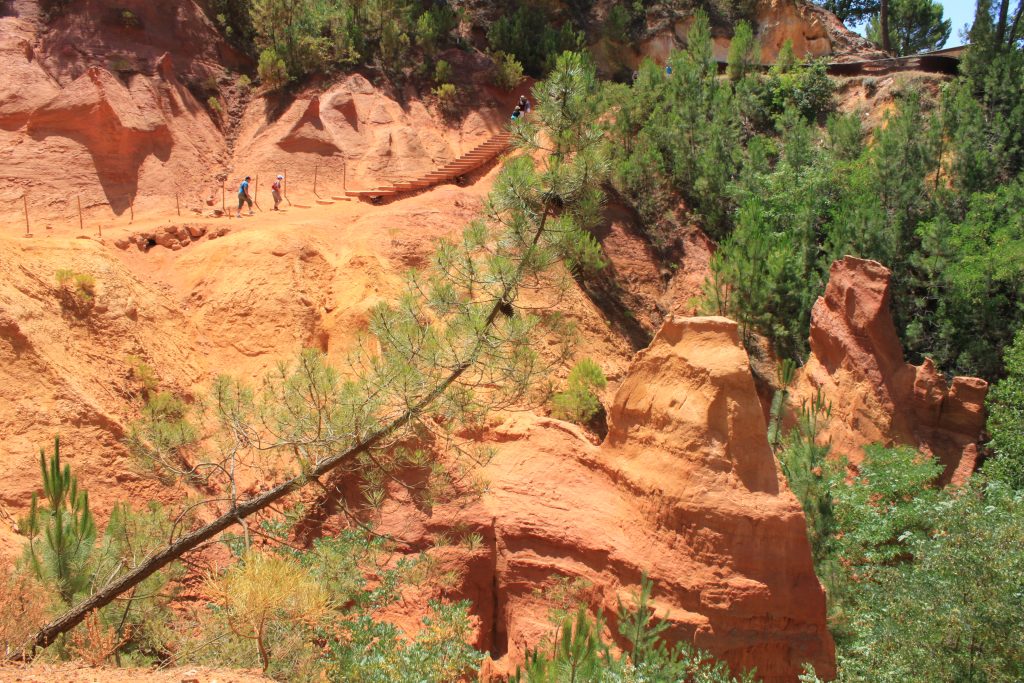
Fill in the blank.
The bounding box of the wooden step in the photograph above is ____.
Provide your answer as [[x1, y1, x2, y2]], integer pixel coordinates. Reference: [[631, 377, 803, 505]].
[[345, 189, 397, 197], [347, 133, 510, 201]]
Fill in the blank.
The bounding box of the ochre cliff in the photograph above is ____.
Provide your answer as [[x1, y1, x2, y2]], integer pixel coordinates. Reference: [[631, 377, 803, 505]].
[[375, 316, 836, 681], [793, 257, 988, 484]]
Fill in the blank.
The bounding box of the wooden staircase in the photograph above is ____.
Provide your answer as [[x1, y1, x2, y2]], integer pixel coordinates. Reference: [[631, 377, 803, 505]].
[[345, 131, 512, 200]]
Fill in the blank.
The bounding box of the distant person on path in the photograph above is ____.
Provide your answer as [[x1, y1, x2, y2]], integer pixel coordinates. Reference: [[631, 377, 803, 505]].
[[237, 176, 253, 217], [271, 174, 283, 210], [511, 105, 523, 121], [665, 64, 672, 76], [518, 95, 531, 114]]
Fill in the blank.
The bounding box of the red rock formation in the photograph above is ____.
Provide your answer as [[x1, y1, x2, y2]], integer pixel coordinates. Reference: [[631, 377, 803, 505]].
[[376, 316, 835, 682], [793, 257, 988, 484], [636, 0, 836, 67], [752, 0, 833, 62]]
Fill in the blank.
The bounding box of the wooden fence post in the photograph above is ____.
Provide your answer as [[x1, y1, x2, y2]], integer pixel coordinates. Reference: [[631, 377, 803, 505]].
[[313, 164, 319, 198], [130, 198, 134, 224], [23, 194, 29, 236], [222, 183, 226, 217], [77, 196, 83, 232], [175, 192, 181, 217]]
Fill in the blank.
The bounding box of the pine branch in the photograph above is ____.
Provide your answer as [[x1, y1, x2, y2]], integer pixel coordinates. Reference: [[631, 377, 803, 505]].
[[30, 113, 564, 657]]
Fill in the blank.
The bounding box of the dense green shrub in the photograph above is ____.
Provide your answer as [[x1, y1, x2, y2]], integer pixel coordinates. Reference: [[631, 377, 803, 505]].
[[828, 451, 1024, 681], [907, 177, 1024, 377], [551, 358, 607, 424], [257, 47, 289, 90], [487, 6, 583, 76], [433, 59, 452, 85], [432, 82, 458, 116], [491, 51, 525, 90], [415, 4, 459, 58], [179, 531, 482, 681], [985, 327, 1024, 489], [512, 575, 753, 682], [604, 12, 743, 244], [248, 0, 450, 84], [760, 42, 835, 122], [604, 2, 645, 43], [701, 112, 837, 356], [726, 20, 758, 81]]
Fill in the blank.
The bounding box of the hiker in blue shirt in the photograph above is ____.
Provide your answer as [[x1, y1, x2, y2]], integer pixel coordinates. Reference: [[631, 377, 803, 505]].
[[237, 176, 253, 217], [511, 105, 523, 121]]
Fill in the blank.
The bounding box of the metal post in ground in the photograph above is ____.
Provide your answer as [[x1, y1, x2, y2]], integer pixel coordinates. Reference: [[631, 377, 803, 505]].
[[77, 196, 83, 232], [176, 192, 181, 217]]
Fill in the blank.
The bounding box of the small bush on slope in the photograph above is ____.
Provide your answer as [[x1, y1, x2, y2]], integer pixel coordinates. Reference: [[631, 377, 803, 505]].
[[551, 358, 607, 425], [492, 51, 525, 90], [512, 574, 754, 682]]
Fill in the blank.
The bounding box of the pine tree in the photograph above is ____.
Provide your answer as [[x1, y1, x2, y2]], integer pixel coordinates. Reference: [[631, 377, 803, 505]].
[[866, 0, 951, 56], [32, 51, 609, 650], [22, 437, 97, 606]]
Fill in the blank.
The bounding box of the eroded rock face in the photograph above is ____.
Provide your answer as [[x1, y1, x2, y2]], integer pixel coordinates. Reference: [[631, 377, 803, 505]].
[[0, 1, 236, 222], [753, 0, 832, 62], [633, 0, 835, 68], [793, 257, 988, 484], [377, 317, 835, 682]]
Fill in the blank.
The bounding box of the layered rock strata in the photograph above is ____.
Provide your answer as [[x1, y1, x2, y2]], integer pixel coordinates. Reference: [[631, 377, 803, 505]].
[[381, 316, 836, 681], [793, 257, 988, 484]]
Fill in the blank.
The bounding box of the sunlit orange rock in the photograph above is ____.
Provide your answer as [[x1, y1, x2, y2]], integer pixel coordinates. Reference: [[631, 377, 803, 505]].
[[793, 257, 988, 485]]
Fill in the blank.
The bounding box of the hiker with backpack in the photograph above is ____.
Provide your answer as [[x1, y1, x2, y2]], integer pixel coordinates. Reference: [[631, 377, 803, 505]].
[[271, 174, 283, 210], [237, 176, 254, 217], [511, 105, 523, 121], [518, 95, 531, 115]]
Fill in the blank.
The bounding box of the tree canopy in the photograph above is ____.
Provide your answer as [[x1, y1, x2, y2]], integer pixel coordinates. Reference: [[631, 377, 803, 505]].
[[867, 0, 952, 55]]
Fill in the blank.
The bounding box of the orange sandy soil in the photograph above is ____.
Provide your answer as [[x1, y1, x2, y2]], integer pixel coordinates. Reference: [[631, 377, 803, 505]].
[[0, 662, 269, 682], [0, 158, 642, 551]]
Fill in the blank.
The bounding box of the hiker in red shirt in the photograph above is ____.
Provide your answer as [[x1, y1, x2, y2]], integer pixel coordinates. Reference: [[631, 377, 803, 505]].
[[271, 174, 283, 211]]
